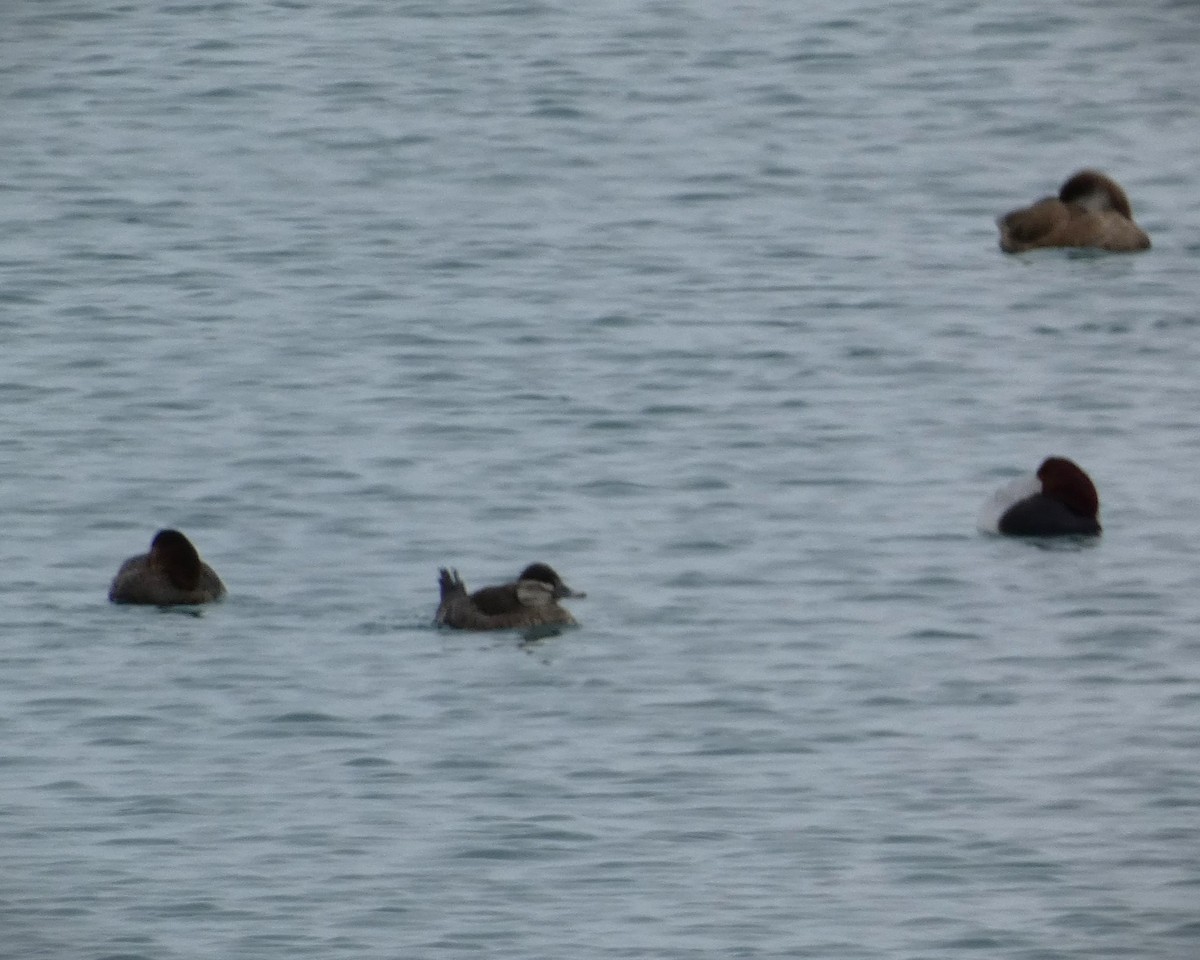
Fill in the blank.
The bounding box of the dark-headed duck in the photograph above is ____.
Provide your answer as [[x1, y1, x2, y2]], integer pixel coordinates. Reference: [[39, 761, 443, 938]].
[[435, 563, 583, 630], [997, 170, 1150, 253], [109, 529, 226, 605], [979, 457, 1102, 537]]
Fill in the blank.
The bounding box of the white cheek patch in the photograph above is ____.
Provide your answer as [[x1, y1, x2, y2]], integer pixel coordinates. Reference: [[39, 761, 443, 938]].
[[978, 473, 1042, 533], [1075, 188, 1110, 213], [516, 581, 555, 608]]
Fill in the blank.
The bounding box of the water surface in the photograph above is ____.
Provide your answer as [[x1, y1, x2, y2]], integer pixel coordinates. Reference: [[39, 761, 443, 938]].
[[2, 1, 1199, 958]]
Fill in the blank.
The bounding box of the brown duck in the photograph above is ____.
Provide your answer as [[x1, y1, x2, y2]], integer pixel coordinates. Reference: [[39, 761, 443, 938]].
[[435, 563, 583, 630], [109, 529, 226, 605], [997, 170, 1150, 253]]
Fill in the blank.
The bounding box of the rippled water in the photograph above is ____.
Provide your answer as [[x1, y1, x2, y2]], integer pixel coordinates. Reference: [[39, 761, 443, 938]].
[[3, 1, 1200, 958]]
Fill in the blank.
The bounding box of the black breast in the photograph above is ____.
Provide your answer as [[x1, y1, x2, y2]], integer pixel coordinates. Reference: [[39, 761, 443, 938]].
[[998, 494, 1101, 536]]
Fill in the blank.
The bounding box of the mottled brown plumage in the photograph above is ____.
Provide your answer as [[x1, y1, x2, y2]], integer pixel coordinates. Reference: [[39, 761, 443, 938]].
[[998, 170, 1150, 253]]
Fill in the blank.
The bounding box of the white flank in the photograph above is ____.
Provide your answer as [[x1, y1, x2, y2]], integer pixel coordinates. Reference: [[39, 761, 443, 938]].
[[977, 473, 1041, 534]]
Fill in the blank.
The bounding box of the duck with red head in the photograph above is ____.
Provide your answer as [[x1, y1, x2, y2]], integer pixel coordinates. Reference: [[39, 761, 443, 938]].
[[979, 457, 1102, 537], [997, 170, 1150, 253], [435, 562, 584, 630], [109, 529, 227, 605]]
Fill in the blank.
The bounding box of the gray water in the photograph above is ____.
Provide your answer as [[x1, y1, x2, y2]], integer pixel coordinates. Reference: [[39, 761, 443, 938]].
[[3, 1, 1200, 957]]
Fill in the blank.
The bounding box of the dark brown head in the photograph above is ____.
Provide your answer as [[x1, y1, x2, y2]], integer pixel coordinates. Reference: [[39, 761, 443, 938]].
[[518, 563, 583, 599], [148, 529, 203, 591], [1037, 457, 1100, 519], [1058, 170, 1134, 219]]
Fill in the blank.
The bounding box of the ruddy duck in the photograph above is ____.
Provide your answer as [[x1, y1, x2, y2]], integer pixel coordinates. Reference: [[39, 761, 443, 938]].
[[997, 170, 1150, 253], [108, 529, 226, 605], [979, 457, 1102, 537], [435, 563, 583, 630]]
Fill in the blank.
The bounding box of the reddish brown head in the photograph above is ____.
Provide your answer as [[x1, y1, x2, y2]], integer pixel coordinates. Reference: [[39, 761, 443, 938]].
[[1037, 457, 1100, 519], [148, 529, 203, 591], [1058, 170, 1134, 219]]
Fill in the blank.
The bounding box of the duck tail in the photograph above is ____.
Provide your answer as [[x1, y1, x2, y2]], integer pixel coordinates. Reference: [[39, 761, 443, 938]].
[[438, 567, 466, 601]]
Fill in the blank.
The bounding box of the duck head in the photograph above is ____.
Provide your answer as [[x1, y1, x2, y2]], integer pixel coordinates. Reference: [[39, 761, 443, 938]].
[[517, 563, 585, 600], [148, 529, 203, 591], [1037, 456, 1100, 519], [1058, 170, 1134, 219]]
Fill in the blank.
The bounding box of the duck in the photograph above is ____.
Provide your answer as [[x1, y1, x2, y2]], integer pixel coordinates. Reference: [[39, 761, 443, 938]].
[[435, 563, 583, 630], [979, 457, 1102, 537], [997, 170, 1150, 253], [108, 529, 227, 605]]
